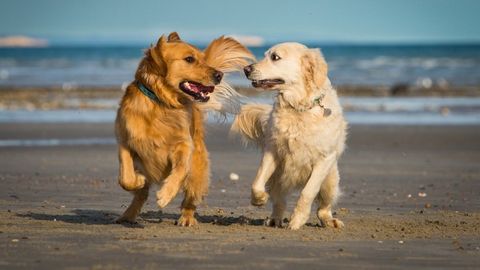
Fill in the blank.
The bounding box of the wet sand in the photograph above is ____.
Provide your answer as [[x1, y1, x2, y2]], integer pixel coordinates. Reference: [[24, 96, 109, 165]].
[[1, 85, 480, 110], [0, 123, 479, 269]]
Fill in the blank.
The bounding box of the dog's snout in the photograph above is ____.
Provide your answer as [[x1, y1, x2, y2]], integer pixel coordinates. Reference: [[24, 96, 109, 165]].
[[212, 70, 223, 85], [244, 64, 253, 77]]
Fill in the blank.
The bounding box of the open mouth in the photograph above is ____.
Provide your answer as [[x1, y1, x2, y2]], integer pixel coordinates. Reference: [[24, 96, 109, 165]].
[[251, 79, 285, 89], [179, 81, 214, 102]]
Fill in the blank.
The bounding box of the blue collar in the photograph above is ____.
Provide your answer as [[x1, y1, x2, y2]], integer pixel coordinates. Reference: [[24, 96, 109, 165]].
[[136, 81, 161, 104]]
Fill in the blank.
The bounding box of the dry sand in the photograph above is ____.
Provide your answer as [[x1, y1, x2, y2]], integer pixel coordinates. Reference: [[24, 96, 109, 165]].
[[0, 123, 479, 269]]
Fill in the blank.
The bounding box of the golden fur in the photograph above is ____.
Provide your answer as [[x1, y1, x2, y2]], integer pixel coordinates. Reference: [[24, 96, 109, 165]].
[[115, 32, 254, 226], [232, 43, 347, 230]]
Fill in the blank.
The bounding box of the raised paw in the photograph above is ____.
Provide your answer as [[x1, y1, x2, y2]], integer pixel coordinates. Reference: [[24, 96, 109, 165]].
[[320, 218, 344, 229], [119, 173, 146, 191], [156, 188, 176, 209], [177, 215, 198, 227], [251, 189, 269, 206]]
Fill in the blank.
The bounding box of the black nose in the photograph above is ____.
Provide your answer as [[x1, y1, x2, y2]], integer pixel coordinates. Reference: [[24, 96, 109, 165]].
[[213, 70, 223, 84], [244, 64, 253, 77]]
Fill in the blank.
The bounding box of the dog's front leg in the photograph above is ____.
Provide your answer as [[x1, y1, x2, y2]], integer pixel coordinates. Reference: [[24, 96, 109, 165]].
[[118, 143, 146, 191], [156, 142, 192, 208], [251, 150, 277, 206], [288, 153, 336, 230]]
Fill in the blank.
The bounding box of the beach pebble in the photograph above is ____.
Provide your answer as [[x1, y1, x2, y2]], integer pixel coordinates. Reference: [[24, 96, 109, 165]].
[[229, 173, 239, 181], [220, 189, 226, 193], [418, 192, 427, 197]]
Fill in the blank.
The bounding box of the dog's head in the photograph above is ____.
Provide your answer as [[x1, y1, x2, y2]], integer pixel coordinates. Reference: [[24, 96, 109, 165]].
[[143, 32, 224, 103], [244, 42, 328, 96]]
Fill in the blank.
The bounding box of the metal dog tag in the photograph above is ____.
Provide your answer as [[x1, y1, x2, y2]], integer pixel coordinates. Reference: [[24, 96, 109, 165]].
[[323, 108, 332, 117]]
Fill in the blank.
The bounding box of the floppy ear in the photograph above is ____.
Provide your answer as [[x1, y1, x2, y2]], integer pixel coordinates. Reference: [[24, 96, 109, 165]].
[[149, 35, 167, 75], [301, 49, 328, 92], [167, 32, 181, 42], [204, 36, 256, 73]]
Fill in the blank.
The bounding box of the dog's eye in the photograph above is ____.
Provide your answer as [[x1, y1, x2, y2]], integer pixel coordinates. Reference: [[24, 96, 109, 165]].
[[184, 56, 195, 63], [271, 53, 281, 61]]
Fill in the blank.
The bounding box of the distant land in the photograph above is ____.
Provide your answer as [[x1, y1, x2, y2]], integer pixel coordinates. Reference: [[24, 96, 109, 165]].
[[1, 34, 479, 48], [0, 36, 48, 47]]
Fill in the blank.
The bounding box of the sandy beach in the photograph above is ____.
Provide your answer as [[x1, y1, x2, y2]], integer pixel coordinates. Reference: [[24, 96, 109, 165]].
[[0, 122, 479, 269], [1, 0, 480, 268]]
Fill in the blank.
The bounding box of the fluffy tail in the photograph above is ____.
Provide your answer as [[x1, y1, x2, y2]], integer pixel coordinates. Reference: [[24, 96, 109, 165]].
[[198, 36, 256, 114], [230, 104, 272, 146]]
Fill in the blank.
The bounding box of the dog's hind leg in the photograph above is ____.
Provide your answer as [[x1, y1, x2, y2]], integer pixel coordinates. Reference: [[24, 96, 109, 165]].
[[267, 183, 287, 228], [316, 163, 344, 228], [178, 143, 209, 227], [116, 183, 150, 224]]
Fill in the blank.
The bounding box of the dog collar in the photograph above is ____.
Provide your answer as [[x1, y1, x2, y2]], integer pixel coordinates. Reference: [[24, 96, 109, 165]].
[[297, 94, 332, 117], [136, 81, 161, 104]]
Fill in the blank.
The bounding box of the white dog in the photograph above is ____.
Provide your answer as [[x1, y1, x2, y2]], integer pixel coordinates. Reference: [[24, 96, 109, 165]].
[[232, 43, 347, 230]]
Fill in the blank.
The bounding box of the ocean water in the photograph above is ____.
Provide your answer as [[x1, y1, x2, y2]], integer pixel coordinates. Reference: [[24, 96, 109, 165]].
[[0, 44, 479, 87]]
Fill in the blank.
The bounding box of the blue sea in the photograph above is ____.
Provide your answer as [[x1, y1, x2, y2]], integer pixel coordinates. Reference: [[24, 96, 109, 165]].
[[0, 44, 479, 87]]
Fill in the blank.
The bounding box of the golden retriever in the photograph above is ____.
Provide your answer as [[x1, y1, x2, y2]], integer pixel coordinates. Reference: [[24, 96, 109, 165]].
[[115, 32, 254, 226], [232, 42, 347, 230]]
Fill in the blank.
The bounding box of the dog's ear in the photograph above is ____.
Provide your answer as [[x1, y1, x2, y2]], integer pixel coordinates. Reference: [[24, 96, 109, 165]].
[[149, 35, 167, 75], [301, 49, 328, 92], [204, 36, 256, 73], [167, 32, 181, 42]]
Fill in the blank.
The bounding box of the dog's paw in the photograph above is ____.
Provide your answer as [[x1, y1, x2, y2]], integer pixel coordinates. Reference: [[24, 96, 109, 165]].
[[251, 189, 269, 206], [156, 189, 175, 209], [177, 215, 198, 227], [321, 218, 344, 229], [287, 213, 308, 230], [119, 173, 146, 191], [265, 217, 284, 228], [287, 219, 304, 230], [115, 215, 137, 224], [134, 173, 146, 188]]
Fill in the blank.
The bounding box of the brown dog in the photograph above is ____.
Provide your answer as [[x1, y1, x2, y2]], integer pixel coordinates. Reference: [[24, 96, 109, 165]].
[[115, 32, 253, 226]]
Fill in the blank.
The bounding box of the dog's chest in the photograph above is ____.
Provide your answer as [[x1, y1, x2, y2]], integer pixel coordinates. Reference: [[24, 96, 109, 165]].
[[270, 110, 328, 159]]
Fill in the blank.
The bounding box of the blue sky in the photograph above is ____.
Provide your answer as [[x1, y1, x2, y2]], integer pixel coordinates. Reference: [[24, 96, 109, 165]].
[[1, 0, 479, 45]]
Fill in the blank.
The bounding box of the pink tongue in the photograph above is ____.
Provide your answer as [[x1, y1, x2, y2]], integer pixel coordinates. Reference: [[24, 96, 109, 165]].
[[190, 83, 200, 92]]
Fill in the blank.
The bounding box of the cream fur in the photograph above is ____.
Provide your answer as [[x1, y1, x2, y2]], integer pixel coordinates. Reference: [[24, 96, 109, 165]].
[[232, 42, 348, 230]]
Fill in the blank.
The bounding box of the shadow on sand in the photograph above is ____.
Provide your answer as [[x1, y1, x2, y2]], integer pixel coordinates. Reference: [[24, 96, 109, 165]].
[[17, 209, 267, 228]]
